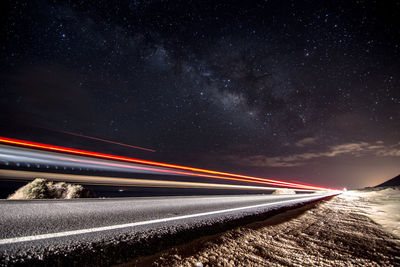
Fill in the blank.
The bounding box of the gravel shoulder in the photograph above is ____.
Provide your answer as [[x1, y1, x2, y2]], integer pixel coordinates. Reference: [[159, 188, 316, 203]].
[[123, 191, 400, 266]]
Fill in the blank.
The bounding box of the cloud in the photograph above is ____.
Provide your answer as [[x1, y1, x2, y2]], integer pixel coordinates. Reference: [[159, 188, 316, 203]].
[[232, 141, 400, 168], [295, 137, 318, 147], [375, 143, 400, 157]]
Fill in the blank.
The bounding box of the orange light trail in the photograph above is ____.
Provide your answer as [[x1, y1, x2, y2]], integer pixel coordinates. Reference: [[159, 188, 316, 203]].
[[0, 169, 317, 192], [0, 136, 337, 191], [61, 157, 299, 187]]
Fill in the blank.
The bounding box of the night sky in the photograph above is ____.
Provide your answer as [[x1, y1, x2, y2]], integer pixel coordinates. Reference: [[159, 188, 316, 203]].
[[1, 0, 400, 189]]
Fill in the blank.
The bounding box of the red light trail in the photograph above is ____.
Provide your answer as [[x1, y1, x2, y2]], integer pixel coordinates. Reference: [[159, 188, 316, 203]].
[[0, 136, 338, 191], [49, 129, 156, 152]]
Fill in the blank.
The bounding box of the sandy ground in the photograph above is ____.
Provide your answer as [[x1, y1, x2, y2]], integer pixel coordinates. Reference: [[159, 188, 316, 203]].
[[353, 188, 400, 238], [121, 189, 400, 266]]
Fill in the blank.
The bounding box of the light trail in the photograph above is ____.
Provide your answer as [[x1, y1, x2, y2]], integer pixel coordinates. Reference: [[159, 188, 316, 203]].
[[0, 169, 316, 192], [59, 156, 301, 187], [0, 136, 337, 191], [0, 145, 320, 188], [51, 130, 156, 152]]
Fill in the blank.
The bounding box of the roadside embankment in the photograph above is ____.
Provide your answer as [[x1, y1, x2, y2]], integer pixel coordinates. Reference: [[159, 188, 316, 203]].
[[125, 191, 400, 266]]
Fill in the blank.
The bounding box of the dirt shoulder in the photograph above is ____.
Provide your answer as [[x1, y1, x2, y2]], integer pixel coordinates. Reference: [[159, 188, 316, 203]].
[[122, 193, 400, 266]]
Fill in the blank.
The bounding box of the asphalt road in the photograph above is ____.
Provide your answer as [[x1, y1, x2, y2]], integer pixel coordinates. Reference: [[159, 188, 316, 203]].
[[0, 193, 336, 259]]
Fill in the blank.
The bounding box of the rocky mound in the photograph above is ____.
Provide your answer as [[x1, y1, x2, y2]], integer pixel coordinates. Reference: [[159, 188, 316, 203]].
[[272, 189, 296, 195], [7, 178, 94, 199]]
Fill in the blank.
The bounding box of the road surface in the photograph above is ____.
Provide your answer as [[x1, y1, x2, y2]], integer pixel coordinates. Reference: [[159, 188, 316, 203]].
[[0, 192, 336, 265]]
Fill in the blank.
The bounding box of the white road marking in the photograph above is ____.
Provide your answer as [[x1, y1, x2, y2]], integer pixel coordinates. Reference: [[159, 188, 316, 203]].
[[0, 194, 334, 245]]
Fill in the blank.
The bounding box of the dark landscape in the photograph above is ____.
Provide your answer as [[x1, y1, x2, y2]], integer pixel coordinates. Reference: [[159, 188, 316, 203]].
[[1, 0, 400, 266]]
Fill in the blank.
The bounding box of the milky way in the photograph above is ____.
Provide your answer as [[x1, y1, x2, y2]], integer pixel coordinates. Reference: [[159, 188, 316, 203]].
[[1, 0, 400, 188]]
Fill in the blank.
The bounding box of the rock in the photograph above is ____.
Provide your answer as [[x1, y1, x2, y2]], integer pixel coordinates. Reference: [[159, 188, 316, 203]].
[[272, 189, 296, 195], [7, 178, 94, 199]]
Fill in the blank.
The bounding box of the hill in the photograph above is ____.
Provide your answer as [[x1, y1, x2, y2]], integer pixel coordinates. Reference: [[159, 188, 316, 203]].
[[375, 174, 400, 187]]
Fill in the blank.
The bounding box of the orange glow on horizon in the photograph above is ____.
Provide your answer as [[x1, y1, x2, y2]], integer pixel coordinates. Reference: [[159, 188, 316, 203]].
[[0, 136, 338, 191]]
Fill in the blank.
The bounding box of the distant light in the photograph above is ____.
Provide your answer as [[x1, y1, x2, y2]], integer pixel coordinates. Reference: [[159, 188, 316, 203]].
[[343, 188, 347, 192]]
